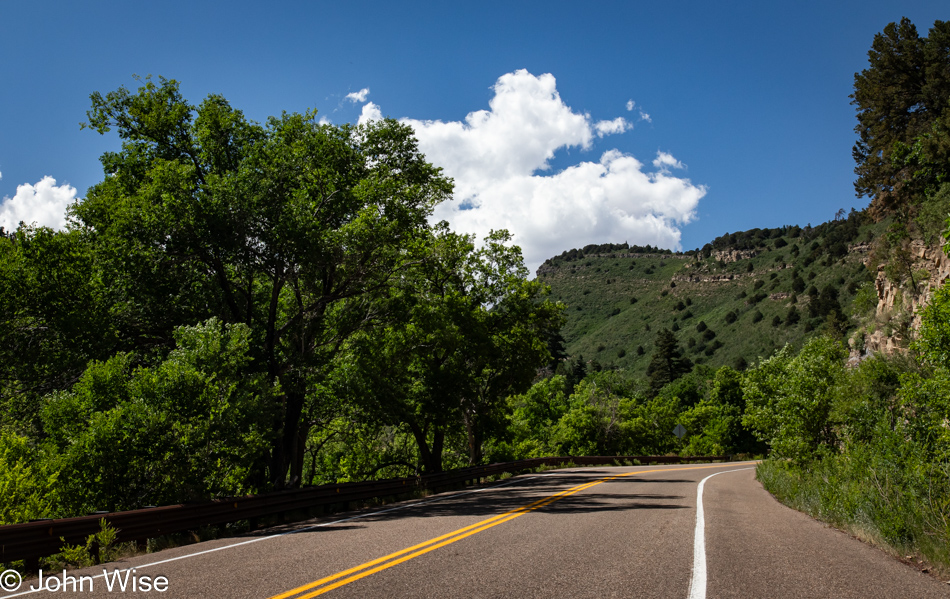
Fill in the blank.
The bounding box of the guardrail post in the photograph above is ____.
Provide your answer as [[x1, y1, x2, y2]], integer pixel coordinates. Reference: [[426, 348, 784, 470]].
[[89, 539, 101, 565]]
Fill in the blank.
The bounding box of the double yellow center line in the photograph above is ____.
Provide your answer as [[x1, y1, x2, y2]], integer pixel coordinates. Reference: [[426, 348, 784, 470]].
[[268, 463, 740, 598]]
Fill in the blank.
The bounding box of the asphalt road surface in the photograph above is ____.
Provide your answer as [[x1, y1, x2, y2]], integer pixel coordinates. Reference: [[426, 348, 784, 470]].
[[4, 462, 948, 598]]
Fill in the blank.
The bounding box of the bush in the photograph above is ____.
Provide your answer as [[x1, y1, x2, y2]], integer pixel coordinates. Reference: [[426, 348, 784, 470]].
[[39, 319, 278, 516], [742, 337, 846, 462]]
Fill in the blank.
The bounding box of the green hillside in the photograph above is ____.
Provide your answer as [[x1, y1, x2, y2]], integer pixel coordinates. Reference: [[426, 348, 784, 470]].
[[539, 211, 885, 374]]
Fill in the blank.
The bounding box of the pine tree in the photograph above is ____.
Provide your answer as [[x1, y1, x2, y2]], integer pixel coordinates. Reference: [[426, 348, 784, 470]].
[[646, 328, 693, 396]]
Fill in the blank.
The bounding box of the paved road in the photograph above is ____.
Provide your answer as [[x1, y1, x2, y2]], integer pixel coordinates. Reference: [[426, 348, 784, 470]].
[[4, 462, 948, 598]]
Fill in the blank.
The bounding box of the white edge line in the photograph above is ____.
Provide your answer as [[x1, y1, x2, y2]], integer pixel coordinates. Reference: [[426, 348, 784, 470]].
[[687, 467, 755, 599], [3, 462, 755, 598]]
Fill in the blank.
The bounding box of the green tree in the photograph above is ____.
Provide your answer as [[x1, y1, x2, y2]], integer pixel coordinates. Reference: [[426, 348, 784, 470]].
[[344, 229, 563, 471], [75, 77, 452, 487], [503, 375, 570, 459], [550, 370, 644, 456], [742, 337, 846, 462], [852, 18, 950, 216], [646, 328, 693, 396], [39, 319, 278, 515], [0, 429, 59, 524], [0, 227, 117, 431]]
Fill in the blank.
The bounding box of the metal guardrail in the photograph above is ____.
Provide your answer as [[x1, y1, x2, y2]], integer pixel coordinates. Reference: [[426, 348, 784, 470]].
[[0, 455, 727, 566]]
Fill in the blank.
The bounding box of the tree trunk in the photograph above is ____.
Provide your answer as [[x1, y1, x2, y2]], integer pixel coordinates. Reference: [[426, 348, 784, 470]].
[[290, 419, 310, 488], [408, 420, 444, 473], [271, 390, 305, 488], [463, 410, 482, 465]]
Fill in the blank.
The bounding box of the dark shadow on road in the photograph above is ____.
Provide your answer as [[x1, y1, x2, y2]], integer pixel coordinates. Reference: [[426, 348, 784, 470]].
[[271, 476, 694, 539], [244, 468, 713, 539]]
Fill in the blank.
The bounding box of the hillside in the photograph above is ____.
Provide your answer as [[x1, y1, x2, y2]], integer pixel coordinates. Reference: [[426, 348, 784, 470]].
[[538, 211, 886, 374]]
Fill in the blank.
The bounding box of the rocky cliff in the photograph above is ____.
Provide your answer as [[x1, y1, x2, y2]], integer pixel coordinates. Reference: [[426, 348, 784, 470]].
[[863, 240, 950, 355]]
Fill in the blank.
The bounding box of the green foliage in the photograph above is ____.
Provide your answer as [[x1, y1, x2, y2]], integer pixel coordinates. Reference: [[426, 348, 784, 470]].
[[48, 519, 120, 569], [341, 229, 563, 471], [503, 376, 570, 459], [40, 319, 278, 515], [73, 76, 452, 488], [851, 18, 950, 215], [915, 182, 950, 244], [0, 429, 58, 525], [850, 281, 878, 318], [0, 227, 117, 430], [742, 337, 846, 462], [646, 329, 693, 396], [752, 289, 950, 571], [913, 280, 950, 368]]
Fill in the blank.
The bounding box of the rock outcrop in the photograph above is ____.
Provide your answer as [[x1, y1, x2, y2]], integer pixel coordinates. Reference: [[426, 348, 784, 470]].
[[713, 249, 757, 263], [863, 240, 950, 355]]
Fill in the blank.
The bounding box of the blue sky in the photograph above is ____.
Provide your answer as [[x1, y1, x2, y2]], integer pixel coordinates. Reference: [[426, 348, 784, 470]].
[[1, 1, 947, 273]]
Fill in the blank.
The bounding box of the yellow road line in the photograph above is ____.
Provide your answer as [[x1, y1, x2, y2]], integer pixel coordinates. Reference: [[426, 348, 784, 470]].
[[269, 462, 748, 599]]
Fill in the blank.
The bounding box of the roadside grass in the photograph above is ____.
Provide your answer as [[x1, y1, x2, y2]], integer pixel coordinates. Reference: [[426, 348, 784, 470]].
[[757, 458, 950, 579]]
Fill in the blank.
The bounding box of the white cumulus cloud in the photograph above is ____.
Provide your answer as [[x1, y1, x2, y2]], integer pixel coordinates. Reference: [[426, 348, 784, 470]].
[[653, 151, 685, 172], [0, 176, 77, 232], [594, 117, 632, 137], [346, 88, 370, 103], [626, 99, 635, 111], [386, 70, 704, 274], [358, 102, 383, 125]]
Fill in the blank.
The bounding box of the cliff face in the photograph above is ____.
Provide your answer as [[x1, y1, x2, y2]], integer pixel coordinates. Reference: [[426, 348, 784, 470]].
[[863, 240, 950, 355], [713, 249, 757, 263]]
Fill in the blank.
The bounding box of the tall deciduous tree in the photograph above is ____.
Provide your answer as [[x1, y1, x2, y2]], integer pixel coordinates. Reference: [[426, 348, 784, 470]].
[[0, 227, 116, 430], [344, 228, 564, 472], [75, 76, 452, 487]]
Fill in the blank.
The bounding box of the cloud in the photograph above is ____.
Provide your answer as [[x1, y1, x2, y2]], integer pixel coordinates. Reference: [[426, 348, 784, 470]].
[[594, 117, 632, 137], [653, 151, 685, 172], [626, 99, 651, 122], [392, 70, 705, 274], [0, 176, 77, 232], [345, 88, 370, 103], [358, 102, 383, 125]]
